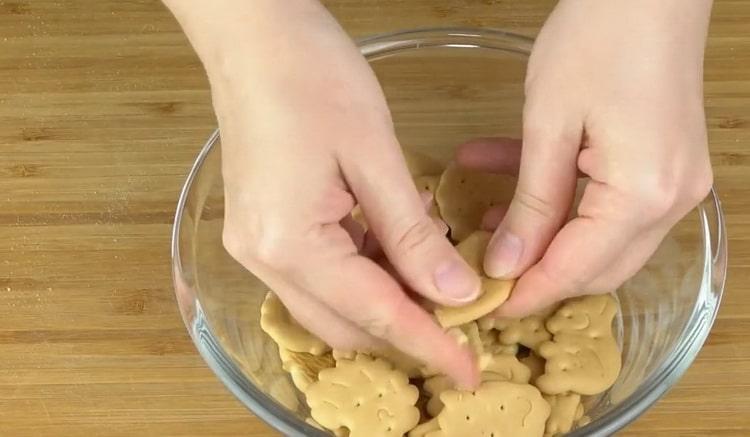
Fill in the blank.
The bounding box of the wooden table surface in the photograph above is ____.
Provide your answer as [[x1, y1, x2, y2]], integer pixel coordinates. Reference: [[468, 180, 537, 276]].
[[1, 1, 748, 436]]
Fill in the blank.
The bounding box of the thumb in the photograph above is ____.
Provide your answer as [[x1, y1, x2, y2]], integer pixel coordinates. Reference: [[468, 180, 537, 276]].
[[340, 136, 481, 306], [484, 105, 582, 279]]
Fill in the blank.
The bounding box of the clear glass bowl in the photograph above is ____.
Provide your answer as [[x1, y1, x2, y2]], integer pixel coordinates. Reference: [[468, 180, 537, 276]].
[[171, 28, 727, 436]]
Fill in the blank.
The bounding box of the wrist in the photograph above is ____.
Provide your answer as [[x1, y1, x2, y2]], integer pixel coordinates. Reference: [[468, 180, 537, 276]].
[[162, 0, 335, 74]]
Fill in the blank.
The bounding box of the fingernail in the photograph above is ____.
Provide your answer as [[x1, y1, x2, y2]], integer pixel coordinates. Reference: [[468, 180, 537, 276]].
[[434, 260, 480, 302], [485, 231, 523, 278]]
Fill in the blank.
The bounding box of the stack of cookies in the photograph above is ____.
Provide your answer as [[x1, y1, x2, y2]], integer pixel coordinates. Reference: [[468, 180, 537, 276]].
[[259, 155, 622, 437]]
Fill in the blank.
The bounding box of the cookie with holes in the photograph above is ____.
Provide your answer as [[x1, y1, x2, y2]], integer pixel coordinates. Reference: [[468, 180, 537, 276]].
[[429, 381, 550, 437], [306, 354, 420, 437], [536, 294, 621, 395], [435, 164, 516, 241]]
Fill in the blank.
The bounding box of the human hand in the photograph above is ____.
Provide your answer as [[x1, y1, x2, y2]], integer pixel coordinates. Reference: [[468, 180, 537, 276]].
[[164, 0, 481, 387], [460, 0, 714, 317]]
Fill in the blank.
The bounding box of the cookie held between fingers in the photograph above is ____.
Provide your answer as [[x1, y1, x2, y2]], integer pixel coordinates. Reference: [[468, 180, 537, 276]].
[[260, 292, 330, 355], [434, 232, 514, 328], [435, 164, 517, 241], [430, 381, 550, 437], [306, 355, 420, 437]]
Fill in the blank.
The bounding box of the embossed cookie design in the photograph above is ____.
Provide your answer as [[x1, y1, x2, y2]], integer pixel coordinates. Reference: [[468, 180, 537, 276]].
[[536, 294, 621, 395], [307, 355, 420, 437], [430, 381, 550, 437]]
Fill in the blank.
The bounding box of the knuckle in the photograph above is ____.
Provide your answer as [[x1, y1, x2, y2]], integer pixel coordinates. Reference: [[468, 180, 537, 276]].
[[222, 216, 291, 270], [685, 167, 713, 206], [389, 215, 437, 256], [512, 188, 559, 222], [357, 293, 411, 340]]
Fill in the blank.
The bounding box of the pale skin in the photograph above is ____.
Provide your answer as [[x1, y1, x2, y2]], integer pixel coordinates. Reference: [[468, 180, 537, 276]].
[[163, 0, 714, 388]]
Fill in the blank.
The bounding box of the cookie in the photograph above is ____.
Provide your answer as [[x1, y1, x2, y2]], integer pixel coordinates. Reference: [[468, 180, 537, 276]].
[[520, 352, 546, 384], [278, 348, 336, 393], [545, 294, 618, 337], [423, 375, 455, 417], [481, 353, 532, 384], [536, 295, 621, 395], [408, 417, 440, 437], [306, 418, 349, 437], [543, 393, 582, 437], [414, 175, 442, 220], [307, 355, 420, 437], [435, 164, 516, 241], [434, 232, 514, 328], [424, 353, 531, 417], [491, 314, 552, 351], [430, 381, 550, 437], [404, 148, 444, 177], [260, 292, 329, 355]]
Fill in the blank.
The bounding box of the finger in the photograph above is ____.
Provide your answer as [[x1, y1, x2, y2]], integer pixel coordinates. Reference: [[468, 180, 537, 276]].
[[495, 184, 648, 317], [484, 103, 582, 279], [298, 226, 479, 388], [340, 214, 366, 252], [265, 275, 381, 352], [480, 205, 508, 231], [340, 136, 481, 306], [454, 137, 522, 175]]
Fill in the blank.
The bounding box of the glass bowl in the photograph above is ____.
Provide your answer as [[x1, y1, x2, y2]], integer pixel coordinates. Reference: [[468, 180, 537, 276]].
[[171, 28, 727, 436]]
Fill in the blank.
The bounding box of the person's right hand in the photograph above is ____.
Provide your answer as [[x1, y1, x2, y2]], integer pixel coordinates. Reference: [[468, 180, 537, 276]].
[[163, 0, 481, 387]]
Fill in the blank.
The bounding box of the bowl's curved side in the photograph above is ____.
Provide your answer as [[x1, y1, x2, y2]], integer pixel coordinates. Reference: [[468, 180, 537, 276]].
[[170, 27, 728, 437], [570, 190, 727, 436]]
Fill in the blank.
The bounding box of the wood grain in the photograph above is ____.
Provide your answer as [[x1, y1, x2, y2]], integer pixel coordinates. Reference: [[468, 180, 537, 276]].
[[1, 0, 748, 435]]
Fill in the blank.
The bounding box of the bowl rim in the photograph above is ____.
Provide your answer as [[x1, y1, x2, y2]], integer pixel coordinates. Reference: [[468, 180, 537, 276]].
[[171, 26, 728, 437]]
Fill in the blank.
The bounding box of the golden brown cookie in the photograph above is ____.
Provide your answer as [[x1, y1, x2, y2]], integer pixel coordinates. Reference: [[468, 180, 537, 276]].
[[536, 295, 621, 395], [278, 348, 336, 393], [423, 375, 455, 417], [408, 417, 440, 437], [260, 292, 329, 355], [424, 352, 531, 418], [307, 355, 420, 437], [498, 315, 551, 350], [481, 353, 532, 384], [520, 352, 546, 384], [435, 164, 516, 241], [434, 232, 514, 328], [305, 418, 349, 437], [545, 294, 618, 337], [430, 381, 550, 437], [543, 393, 582, 437], [404, 149, 444, 176]]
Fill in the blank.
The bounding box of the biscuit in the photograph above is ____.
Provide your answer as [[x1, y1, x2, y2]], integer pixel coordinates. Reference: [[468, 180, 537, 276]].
[[278, 348, 336, 393], [481, 353, 532, 384], [424, 353, 531, 417], [435, 164, 517, 241], [260, 292, 329, 355], [434, 232, 514, 328], [536, 295, 621, 395], [520, 352, 546, 384], [493, 314, 552, 351], [430, 381, 550, 437], [408, 417, 440, 437], [543, 393, 582, 437], [307, 355, 420, 437]]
